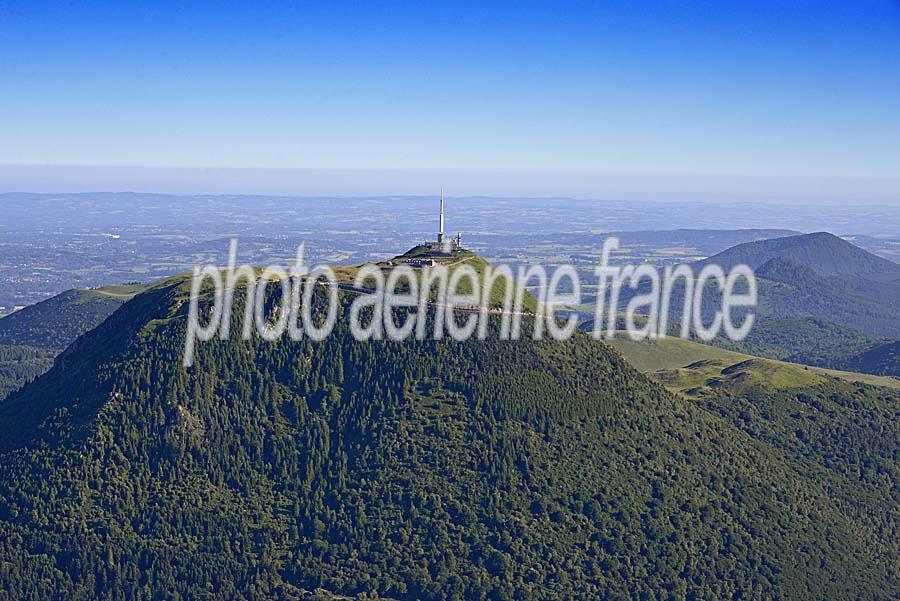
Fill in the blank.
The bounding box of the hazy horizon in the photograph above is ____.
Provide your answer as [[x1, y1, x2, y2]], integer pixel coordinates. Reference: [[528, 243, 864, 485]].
[[3, 2, 899, 202], [4, 164, 900, 205]]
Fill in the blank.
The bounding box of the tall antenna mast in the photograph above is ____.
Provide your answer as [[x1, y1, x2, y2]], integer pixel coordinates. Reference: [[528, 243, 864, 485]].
[[438, 188, 445, 246]]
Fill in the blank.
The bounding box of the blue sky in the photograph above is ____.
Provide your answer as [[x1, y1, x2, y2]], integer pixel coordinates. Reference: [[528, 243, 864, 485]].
[[1, 1, 899, 194]]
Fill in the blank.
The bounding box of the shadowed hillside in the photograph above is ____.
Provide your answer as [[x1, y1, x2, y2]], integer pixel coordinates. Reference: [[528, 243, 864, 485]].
[[0, 284, 147, 350], [0, 283, 149, 401]]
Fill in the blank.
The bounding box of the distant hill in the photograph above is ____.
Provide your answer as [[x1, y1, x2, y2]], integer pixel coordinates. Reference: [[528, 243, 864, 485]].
[[643, 261, 900, 339], [715, 316, 881, 367], [642, 233, 900, 336], [613, 231, 900, 376], [746, 257, 900, 337], [843, 340, 900, 377], [0, 284, 145, 350], [698, 231, 900, 282], [0, 283, 148, 401], [0, 266, 897, 598]]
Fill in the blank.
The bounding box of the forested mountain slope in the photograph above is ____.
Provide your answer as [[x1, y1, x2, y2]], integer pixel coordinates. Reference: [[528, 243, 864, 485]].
[[698, 231, 900, 282], [0, 273, 896, 599], [0, 344, 56, 400], [626, 233, 900, 366], [749, 257, 900, 337], [0, 284, 147, 401], [0, 284, 145, 350], [844, 340, 900, 377]]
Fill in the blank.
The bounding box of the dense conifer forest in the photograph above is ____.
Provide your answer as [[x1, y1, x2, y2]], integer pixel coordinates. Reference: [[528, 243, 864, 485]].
[[0, 275, 897, 599]]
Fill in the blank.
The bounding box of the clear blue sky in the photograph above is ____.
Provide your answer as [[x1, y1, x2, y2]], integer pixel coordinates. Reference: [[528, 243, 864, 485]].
[[1, 1, 899, 184]]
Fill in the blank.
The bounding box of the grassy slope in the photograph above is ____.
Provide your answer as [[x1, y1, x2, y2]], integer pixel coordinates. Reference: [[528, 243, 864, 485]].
[[606, 334, 900, 396], [89, 283, 149, 299]]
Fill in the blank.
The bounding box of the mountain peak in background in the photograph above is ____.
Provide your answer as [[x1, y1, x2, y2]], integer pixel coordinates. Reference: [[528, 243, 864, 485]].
[[700, 231, 900, 282]]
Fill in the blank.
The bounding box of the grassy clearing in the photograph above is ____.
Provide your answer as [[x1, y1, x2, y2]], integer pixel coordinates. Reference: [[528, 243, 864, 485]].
[[606, 333, 900, 395]]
